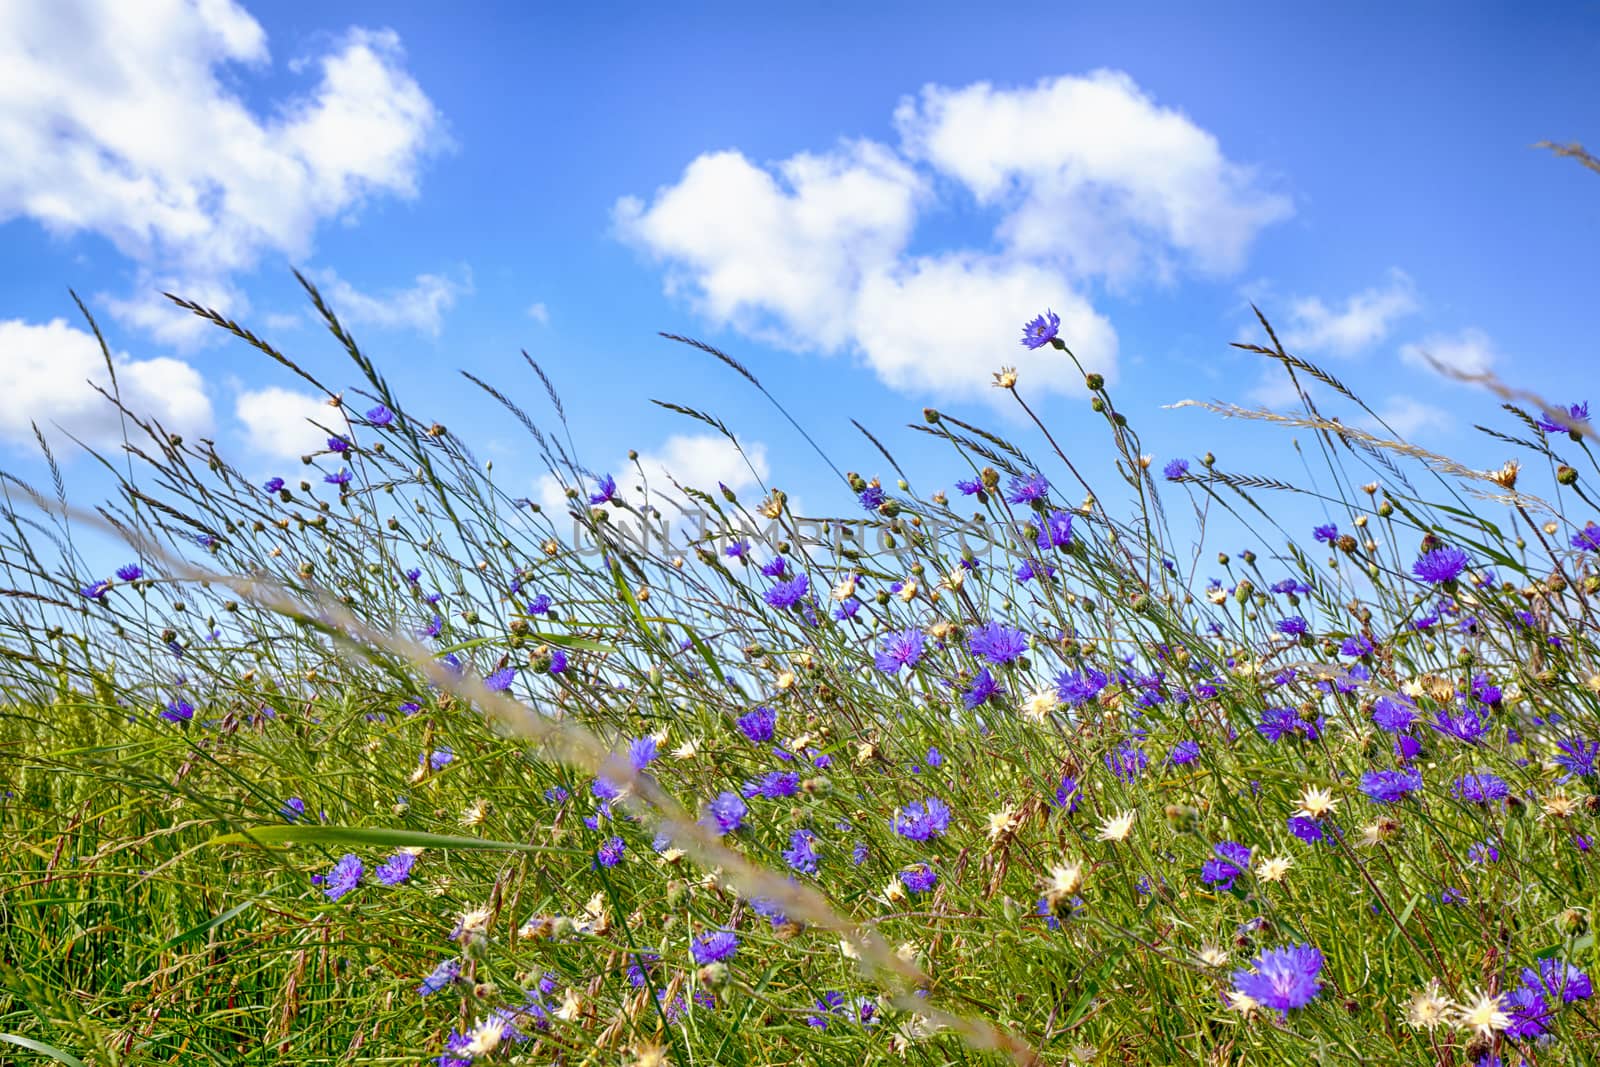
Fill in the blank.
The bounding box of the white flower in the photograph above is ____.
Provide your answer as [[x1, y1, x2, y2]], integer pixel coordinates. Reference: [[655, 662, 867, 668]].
[[1096, 809, 1136, 842], [1453, 991, 1510, 1037]]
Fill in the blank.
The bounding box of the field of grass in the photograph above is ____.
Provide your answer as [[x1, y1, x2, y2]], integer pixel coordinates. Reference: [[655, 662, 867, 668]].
[[3, 199, 1600, 1066]]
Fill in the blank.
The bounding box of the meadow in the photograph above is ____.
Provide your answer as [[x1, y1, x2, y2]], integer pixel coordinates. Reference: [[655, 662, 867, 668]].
[[3, 166, 1599, 1064]]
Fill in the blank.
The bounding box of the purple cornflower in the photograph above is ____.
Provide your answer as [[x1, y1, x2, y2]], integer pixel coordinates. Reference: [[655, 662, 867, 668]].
[[724, 540, 750, 560], [1104, 742, 1149, 782], [629, 736, 659, 770], [1258, 706, 1319, 742], [1231, 944, 1324, 1013], [1169, 740, 1201, 766], [1571, 524, 1600, 552], [1452, 771, 1510, 804], [736, 707, 775, 743], [1036, 509, 1074, 549], [366, 404, 393, 426], [690, 930, 739, 965], [1413, 546, 1469, 584], [858, 486, 888, 511], [321, 854, 362, 901], [80, 580, 111, 600], [484, 667, 516, 692], [1371, 695, 1417, 733], [324, 468, 351, 485], [327, 436, 349, 453], [893, 797, 952, 841], [375, 851, 417, 885], [588, 475, 617, 505], [1052, 775, 1080, 812], [783, 829, 820, 873], [428, 745, 453, 770], [1340, 633, 1375, 657], [1313, 523, 1339, 544], [1163, 458, 1190, 481], [1432, 706, 1489, 745], [595, 836, 625, 868], [1276, 615, 1309, 637], [902, 863, 938, 894], [279, 797, 305, 822], [746, 770, 800, 799], [962, 667, 1004, 709], [1056, 667, 1109, 707], [1537, 401, 1590, 434], [1287, 816, 1325, 843], [955, 477, 983, 496], [1020, 309, 1060, 349], [1360, 768, 1423, 804], [548, 649, 568, 674], [264, 476, 285, 493], [875, 628, 926, 673], [1527, 959, 1594, 1004], [759, 556, 788, 578], [764, 574, 810, 609], [418, 958, 461, 996], [806, 991, 848, 1029], [1006, 472, 1050, 505], [703, 792, 747, 836], [162, 700, 194, 723], [1554, 737, 1598, 780], [1201, 841, 1252, 891], [115, 564, 143, 581]]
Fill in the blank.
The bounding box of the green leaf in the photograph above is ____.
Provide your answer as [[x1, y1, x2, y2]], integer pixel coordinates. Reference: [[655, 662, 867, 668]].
[[206, 824, 579, 855], [0, 1034, 87, 1067]]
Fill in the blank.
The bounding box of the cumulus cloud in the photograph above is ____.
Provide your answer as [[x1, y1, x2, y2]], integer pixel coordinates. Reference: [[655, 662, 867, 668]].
[[311, 267, 472, 336], [616, 71, 1284, 400], [894, 71, 1293, 282], [1370, 396, 1453, 439], [234, 386, 346, 461], [0, 0, 446, 343], [0, 317, 212, 449], [1280, 270, 1418, 356], [1399, 328, 1497, 377]]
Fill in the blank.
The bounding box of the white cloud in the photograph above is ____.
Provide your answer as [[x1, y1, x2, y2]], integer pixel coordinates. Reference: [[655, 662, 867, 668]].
[[1399, 327, 1497, 377], [311, 267, 471, 336], [853, 254, 1116, 399], [99, 274, 253, 349], [1369, 396, 1453, 439], [234, 385, 345, 460], [527, 302, 549, 325], [0, 1, 445, 344], [894, 71, 1293, 282], [617, 71, 1284, 400], [1280, 270, 1418, 355], [0, 317, 212, 449]]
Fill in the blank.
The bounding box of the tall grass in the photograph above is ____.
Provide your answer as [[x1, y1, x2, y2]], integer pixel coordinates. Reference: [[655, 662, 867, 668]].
[[3, 156, 1599, 1067]]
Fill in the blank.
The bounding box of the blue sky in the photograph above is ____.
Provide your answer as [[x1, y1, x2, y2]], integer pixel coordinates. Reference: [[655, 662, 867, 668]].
[[2, 1, 1596, 568]]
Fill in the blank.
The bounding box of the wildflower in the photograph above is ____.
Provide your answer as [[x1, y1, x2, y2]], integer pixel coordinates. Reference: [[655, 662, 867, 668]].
[[1006, 472, 1050, 504], [418, 958, 462, 996], [736, 706, 775, 743], [1169, 740, 1201, 766], [461, 798, 490, 827], [875, 628, 926, 673], [1536, 401, 1589, 434], [1294, 785, 1338, 820], [324, 468, 352, 485], [428, 745, 454, 770], [1021, 309, 1060, 349], [1453, 991, 1511, 1037], [1404, 979, 1454, 1030], [1036, 509, 1074, 549], [279, 797, 306, 822], [484, 667, 516, 692], [264, 476, 285, 493], [365, 403, 393, 426], [968, 621, 1028, 664], [858, 486, 888, 511], [764, 574, 810, 609], [588, 475, 617, 505], [690, 930, 738, 965], [1104, 742, 1149, 782], [1230, 944, 1324, 1013], [902, 863, 938, 894], [596, 836, 625, 868], [115, 564, 143, 582], [1451, 771, 1509, 805], [962, 667, 1005, 709], [1276, 615, 1309, 637], [1201, 841, 1252, 891], [703, 792, 746, 836], [1163, 458, 1189, 481], [80, 579, 111, 600], [321, 853, 362, 901], [1196, 944, 1230, 969], [893, 797, 952, 841], [1571, 523, 1600, 552], [1255, 855, 1293, 882], [162, 700, 194, 723], [1412, 546, 1469, 584], [1096, 809, 1136, 843], [986, 804, 1022, 841], [1312, 523, 1339, 544], [783, 829, 819, 873], [1022, 688, 1059, 723], [1360, 769, 1423, 804], [327, 435, 349, 453], [1371, 695, 1416, 733], [463, 1017, 506, 1057]]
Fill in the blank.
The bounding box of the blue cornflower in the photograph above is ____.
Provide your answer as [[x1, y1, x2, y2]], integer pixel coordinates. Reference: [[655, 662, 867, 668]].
[[1015, 559, 1056, 583], [1020, 309, 1060, 349], [327, 436, 349, 453], [428, 745, 453, 770], [162, 700, 194, 723], [892, 797, 951, 841], [375, 851, 417, 885], [595, 836, 625, 868], [1287, 816, 1325, 843], [280, 797, 306, 822], [1056, 667, 1108, 707], [1006, 472, 1050, 505], [1571, 523, 1600, 552], [115, 564, 143, 582], [1036, 509, 1074, 549], [1371, 695, 1417, 733], [806, 991, 848, 1029], [324, 468, 351, 485], [851, 842, 870, 865], [1452, 771, 1509, 805], [1432, 706, 1489, 745], [1413, 546, 1469, 584], [588, 475, 616, 505], [962, 667, 1004, 709], [968, 621, 1028, 664], [759, 556, 787, 578], [1360, 768, 1423, 803], [264, 476, 285, 493], [1554, 737, 1598, 780], [1104, 742, 1149, 782], [1201, 841, 1252, 891], [703, 792, 746, 836], [690, 930, 739, 965], [736, 707, 775, 743], [80, 580, 111, 600], [764, 574, 810, 609], [1272, 578, 1312, 596], [1052, 774, 1080, 812], [1163, 458, 1190, 481], [1526, 958, 1593, 1003], [746, 770, 800, 799], [366, 404, 393, 426], [484, 667, 515, 692], [1537, 401, 1590, 434], [875, 628, 926, 673], [926, 747, 943, 768], [1312, 523, 1339, 544], [858, 486, 888, 511], [1276, 615, 1309, 637], [418, 958, 461, 996], [1258, 706, 1319, 742], [629, 736, 659, 770], [725, 540, 750, 560], [1340, 633, 1375, 657], [783, 829, 820, 873], [1230, 944, 1324, 1013], [547, 649, 568, 674], [955, 477, 983, 496], [1169, 740, 1201, 766], [902, 863, 938, 894], [833, 597, 862, 620], [321, 854, 362, 900]]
